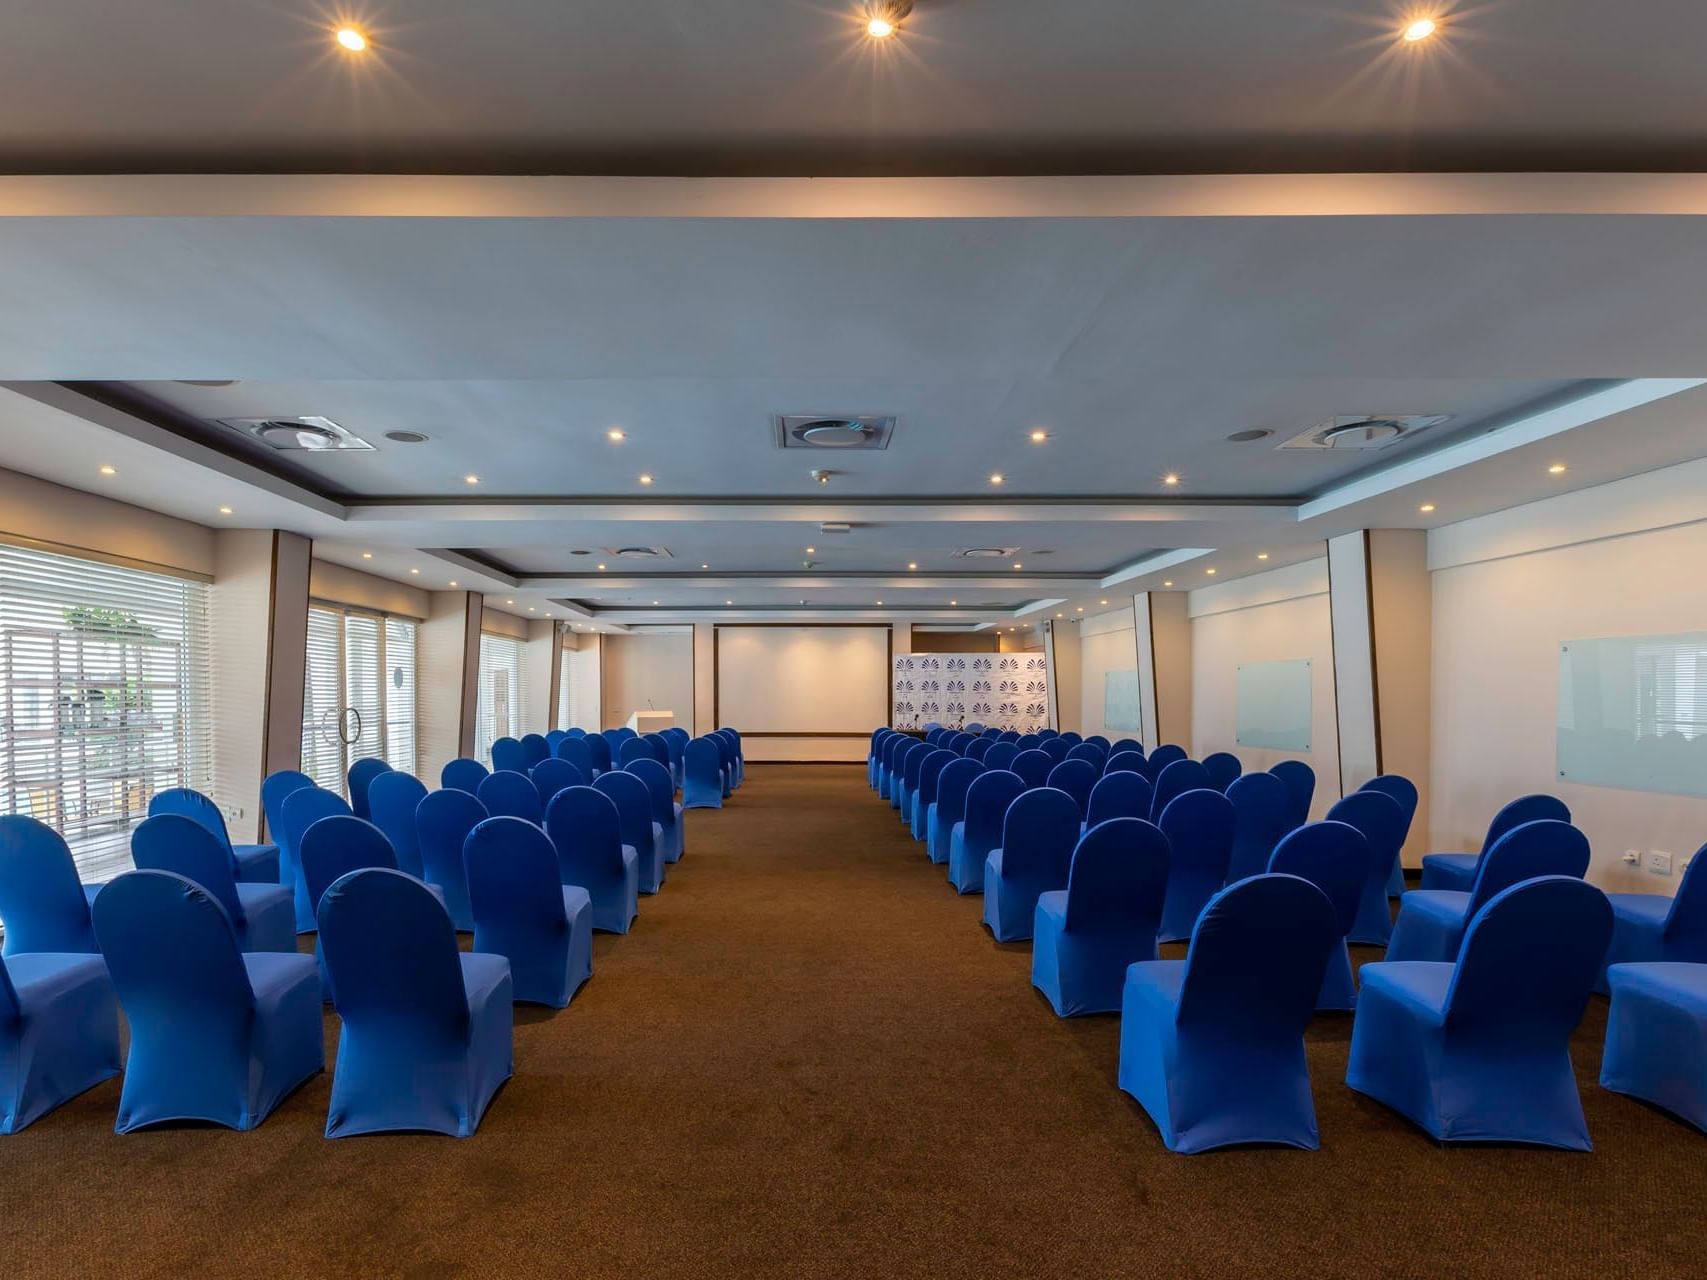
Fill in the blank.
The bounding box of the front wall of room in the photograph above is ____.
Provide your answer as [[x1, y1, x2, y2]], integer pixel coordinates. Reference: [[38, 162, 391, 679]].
[[1078, 607, 1139, 742], [601, 629, 694, 732]]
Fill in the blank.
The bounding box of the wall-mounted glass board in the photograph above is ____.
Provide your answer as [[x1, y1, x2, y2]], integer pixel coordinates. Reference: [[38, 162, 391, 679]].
[[1236, 659, 1313, 751], [1558, 632, 1707, 798], [1103, 669, 1141, 733]]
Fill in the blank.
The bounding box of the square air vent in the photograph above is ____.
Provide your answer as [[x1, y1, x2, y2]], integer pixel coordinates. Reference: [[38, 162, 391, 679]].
[[775, 415, 895, 450], [1278, 414, 1450, 451], [217, 416, 374, 452]]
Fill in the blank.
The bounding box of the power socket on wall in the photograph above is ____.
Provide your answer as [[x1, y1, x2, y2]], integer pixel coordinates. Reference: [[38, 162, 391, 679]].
[[1646, 850, 1673, 876]]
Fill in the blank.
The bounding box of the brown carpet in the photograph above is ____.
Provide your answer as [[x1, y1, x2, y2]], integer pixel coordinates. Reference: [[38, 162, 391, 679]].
[[4, 764, 1703, 1278]]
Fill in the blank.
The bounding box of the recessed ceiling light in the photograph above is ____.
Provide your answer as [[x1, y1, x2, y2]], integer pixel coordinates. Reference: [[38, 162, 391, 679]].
[[908, 562, 918, 570], [1100, 599, 1108, 605], [1013, 563, 1022, 570], [1420, 503, 1436, 513], [1076, 607, 1084, 612], [1548, 463, 1568, 475], [464, 474, 479, 485], [98, 465, 116, 476], [1402, 17, 1438, 42], [950, 600, 958, 606], [1206, 568, 1217, 575], [361, 552, 372, 559], [1163, 581, 1173, 588], [1029, 429, 1049, 443], [806, 546, 816, 554], [528, 606, 536, 612], [701, 563, 709, 569], [864, 2, 911, 38], [598, 564, 607, 571], [1163, 473, 1180, 486], [726, 600, 733, 606], [506, 599, 514, 605], [449, 581, 458, 587], [218, 506, 233, 516], [607, 428, 625, 441], [1257, 552, 1269, 560], [334, 26, 368, 52], [1057, 613, 1063, 618], [876, 600, 883, 606], [989, 473, 1005, 486], [409, 568, 420, 575], [638, 474, 654, 486], [652, 601, 659, 606]]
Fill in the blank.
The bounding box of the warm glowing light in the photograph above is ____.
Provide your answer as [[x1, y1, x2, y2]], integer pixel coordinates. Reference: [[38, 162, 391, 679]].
[[1162, 581, 1173, 587], [1402, 17, 1437, 42], [866, 17, 896, 38], [1419, 503, 1436, 513], [701, 563, 709, 569], [1100, 599, 1108, 605], [908, 562, 918, 570], [1012, 563, 1023, 570], [726, 600, 733, 606], [1163, 473, 1180, 486], [1257, 552, 1269, 560], [607, 428, 626, 441], [361, 551, 373, 559], [1206, 568, 1217, 575], [638, 474, 654, 486], [464, 474, 479, 485], [218, 506, 233, 516], [449, 581, 458, 588], [989, 473, 1005, 486], [506, 599, 514, 605], [806, 546, 816, 554], [1029, 429, 1049, 443], [950, 600, 958, 606], [409, 568, 420, 575], [597, 563, 607, 571], [98, 464, 116, 476], [528, 606, 536, 612], [335, 26, 368, 52], [1548, 463, 1568, 475]]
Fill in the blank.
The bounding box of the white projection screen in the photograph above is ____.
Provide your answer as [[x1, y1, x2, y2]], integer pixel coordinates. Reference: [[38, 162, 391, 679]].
[[715, 626, 891, 753]]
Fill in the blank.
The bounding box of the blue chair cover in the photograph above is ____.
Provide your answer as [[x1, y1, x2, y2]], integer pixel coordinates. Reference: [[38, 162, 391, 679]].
[[1347, 876, 1612, 1149], [1596, 841, 1707, 994], [259, 768, 315, 891], [1150, 758, 1211, 823], [867, 727, 892, 788], [546, 729, 568, 752], [1268, 821, 1370, 1010], [601, 728, 630, 772], [1360, 774, 1419, 896], [1046, 759, 1097, 820], [545, 787, 640, 934], [965, 738, 995, 763], [1032, 818, 1170, 1016], [878, 732, 906, 799], [948, 732, 975, 757], [130, 815, 295, 954], [897, 741, 933, 823], [912, 749, 956, 843], [710, 729, 737, 795], [1119, 873, 1338, 1153], [998, 730, 1021, 744], [963, 723, 985, 735], [553, 735, 598, 781], [1223, 771, 1295, 883], [661, 728, 688, 786], [477, 770, 544, 825], [983, 742, 1019, 772], [1268, 760, 1316, 829], [627, 758, 684, 864], [1038, 738, 1069, 764], [1325, 790, 1408, 945], [1015, 734, 1042, 753], [928, 759, 983, 866], [619, 737, 655, 769], [1104, 749, 1147, 778], [1110, 738, 1142, 756], [465, 818, 593, 1008], [1387, 820, 1591, 963], [148, 786, 278, 884], [585, 733, 614, 775], [0, 816, 99, 955], [318, 869, 513, 1138], [491, 736, 527, 773], [1419, 793, 1570, 892], [642, 731, 673, 771], [1087, 770, 1152, 827], [531, 757, 587, 809], [1010, 749, 1053, 790], [1156, 788, 1237, 943], [1084, 735, 1110, 751], [1144, 744, 1187, 783], [982, 787, 1081, 942], [1040, 729, 1065, 742], [440, 757, 490, 794], [1201, 751, 1242, 792], [564, 726, 588, 739], [683, 737, 725, 809], [1601, 961, 1707, 1133], [0, 950, 120, 1133], [949, 770, 1025, 895], [416, 787, 487, 931], [519, 734, 550, 768], [345, 757, 393, 821], [93, 870, 322, 1132], [1064, 742, 1106, 771], [595, 771, 664, 895], [279, 786, 352, 932], [367, 771, 429, 878]]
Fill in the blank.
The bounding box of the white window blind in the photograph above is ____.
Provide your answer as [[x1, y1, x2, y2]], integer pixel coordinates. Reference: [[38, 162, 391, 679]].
[[301, 604, 418, 793], [0, 541, 213, 883], [476, 632, 525, 764], [557, 644, 574, 730]]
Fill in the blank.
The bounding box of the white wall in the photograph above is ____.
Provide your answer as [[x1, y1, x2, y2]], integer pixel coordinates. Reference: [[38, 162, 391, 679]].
[[602, 628, 694, 731], [1430, 458, 1707, 892], [716, 625, 889, 762], [1189, 557, 1340, 820], [1078, 606, 1140, 741]]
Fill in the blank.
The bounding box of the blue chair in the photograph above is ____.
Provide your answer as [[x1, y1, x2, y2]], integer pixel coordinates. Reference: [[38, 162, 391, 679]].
[[1419, 794, 1571, 892], [346, 757, 393, 821], [998, 730, 1020, 743], [683, 737, 725, 809], [1269, 760, 1316, 829], [1031, 818, 1170, 1016], [600, 729, 629, 773], [627, 758, 684, 864], [867, 728, 893, 789], [964, 723, 986, 735], [279, 786, 352, 932], [546, 729, 568, 752], [440, 757, 490, 795], [491, 736, 527, 773], [949, 770, 1026, 895], [531, 757, 587, 809], [947, 732, 975, 757], [1601, 961, 1707, 1133], [93, 870, 322, 1132], [912, 749, 956, 843], [596, 771, 664, 895], [1325, 790, 1409, 946], [984, 741, 1020, 772], [545, 788, 640, 934], [584, 733, 614, 776], [553, 735, 598, 782], [477, 770, 544, 824], [1065, 742, 1106, 771], [367, 770, 429, 878], [465, 817, 593, 1008], [982, 787, 1081, 942], [1046, 759, 1097, 821], [1268, 822, 1370, 1011], [1104, 749, 1147, 778], [1084, 734, 1110, 751], [642, 731, 673, 776], [1010, 749, 1053, 790], [965, 737, 995, 764], [1202, 751, 1242, 793], [1144, 744, 1187, 783], [260, 769, 316, 913], [1596, 843, 1707, 994], [1087, 770, 1152, 827], [1016, 733, 1043, 754], [1223, 770, 1294, 883], [0, 948, 120, 1133], [0, 816, 99, 955], [416, 787, 487, 931], [563, 726, 588, 739], [148, 787, 278, 884], [1386, 820, 1591, 963], [928, 758, 983, 866], [896, 740, 933, 823], [1150, 758, 1211, 824], [1360, 774, 1419, 897], [1347, 876, 1612, 1149], [1041, 729, 1065, 743], [619, 737, 654, 769], [519, 733, 550, 768], [1156, 788, 1237, 943], [130, 815, 295, 954], [1110, 738, 1143, 757], [661, 728, 688, 788], [1038, 738, 1069, 764], [1119, 873, 1339, 1153], [879, 733, 908, 799], [319, 869, 512, 1138], [719, 727, 745, 786]]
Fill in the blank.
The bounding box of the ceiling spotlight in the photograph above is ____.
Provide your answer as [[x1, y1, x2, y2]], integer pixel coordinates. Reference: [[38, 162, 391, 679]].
[[1013, 563, 1023, 570], [865, 0, 912, 38], [638, 474, 654, 486], [1029, 429, 1049, 443], [989, 473, 1005, 486], [1402, 17, 1438, 42], [98, 465, 116, 476], [876, 600, 883, 606], [528, 606, 536, 613], [950, 600, 958, 606], [598, 564, 607, 571], [810, 469, 833, 485], [1076, 607, 1084, 612], [1057, 613, 1063, 619], [1163, 473, 1180, 486], [464, 474, 479, 485], [652, 601, 659, 606], [1163, 581, 1173, 588], [506, 599, 514, 605], [726, 600, 733, 605], [806, 546, 816, 554], [607, 428, 625, 441], [334, 26, 368, 52], [1420, 503, 1436, 513], [361, 552, 373, 559], [1548, 463, 1568, 475], [1257, 552, 1269, 560], [218, 506, 233, 516], [701, 563, 709, 569], [908, 562, 918, 570], [1100, 599, 1108, 606], [409, 568, 420, 575], [1206, 568, 1217, 575], [449, 581, 458, 588]]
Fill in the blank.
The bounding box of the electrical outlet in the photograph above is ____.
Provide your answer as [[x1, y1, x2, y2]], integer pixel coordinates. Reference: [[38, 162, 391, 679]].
[[1622, 850, 1641, 865], [1647, 850, 1673, 876]]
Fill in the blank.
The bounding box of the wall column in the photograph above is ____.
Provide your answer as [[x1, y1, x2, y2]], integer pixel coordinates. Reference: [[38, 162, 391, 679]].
[[692, 624, 714, 735], [419, 590, 482, 783], [1044, 618, 1082, 733], [1134, 590, 1192, 752]]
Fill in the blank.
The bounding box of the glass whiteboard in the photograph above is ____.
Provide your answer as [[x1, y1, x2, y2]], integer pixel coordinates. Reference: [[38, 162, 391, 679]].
[[1557, 632, 1707, 798], [1103, 669, 1141, 733], [1236, 660, 1313, 751]]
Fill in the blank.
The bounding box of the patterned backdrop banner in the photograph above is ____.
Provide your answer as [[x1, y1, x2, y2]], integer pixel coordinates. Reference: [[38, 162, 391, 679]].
[[891, 652, 1050, 734]]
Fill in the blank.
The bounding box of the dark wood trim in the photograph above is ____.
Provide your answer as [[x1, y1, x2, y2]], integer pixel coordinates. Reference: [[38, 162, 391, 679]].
[[712, 623, 894, 733], [258, 530, 280, 842], [1362, 530, 1385, 777], [1324, 538, 1347, 799]]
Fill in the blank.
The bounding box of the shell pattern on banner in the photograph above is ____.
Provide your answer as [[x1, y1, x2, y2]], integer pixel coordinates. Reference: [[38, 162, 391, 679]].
[[893, 651, 1049, 733]]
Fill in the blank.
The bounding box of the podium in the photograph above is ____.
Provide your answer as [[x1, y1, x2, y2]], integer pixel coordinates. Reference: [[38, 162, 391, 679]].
[[627, 710, 675, 735]]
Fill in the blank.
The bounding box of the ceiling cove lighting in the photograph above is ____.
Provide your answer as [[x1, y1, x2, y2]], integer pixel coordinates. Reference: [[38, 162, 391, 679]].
[[334, 26, 368, 52], [1402, 17, 1438, 42]]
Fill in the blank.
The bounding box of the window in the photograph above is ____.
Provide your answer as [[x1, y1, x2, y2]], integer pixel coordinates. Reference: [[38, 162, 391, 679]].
[[301, 604, 418, 793], [557, 643, 575, 730], [0, 541, 213, 882], [476, 631, 525, 763]]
